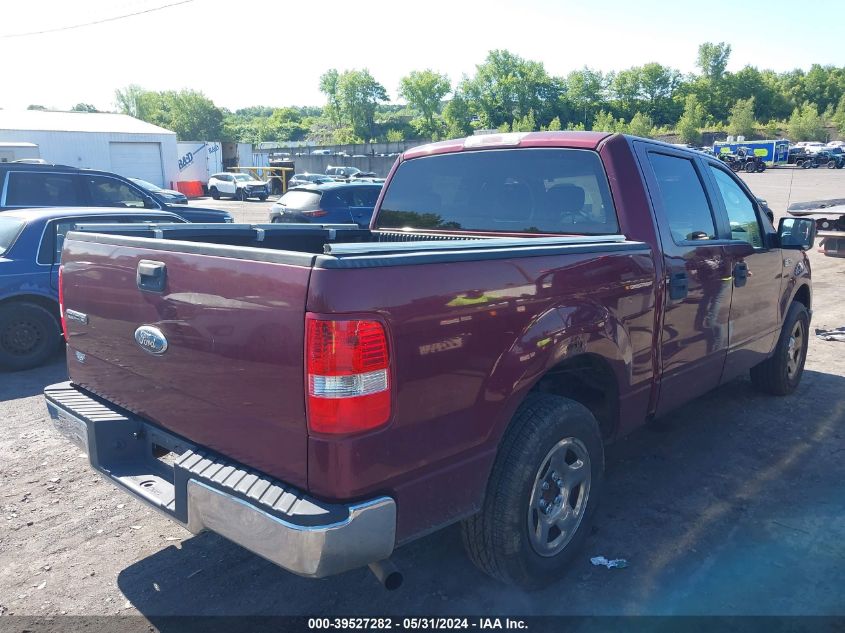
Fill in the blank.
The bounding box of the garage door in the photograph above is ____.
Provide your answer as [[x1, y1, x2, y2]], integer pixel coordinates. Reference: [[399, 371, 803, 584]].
[[109, 142, 164, 187]]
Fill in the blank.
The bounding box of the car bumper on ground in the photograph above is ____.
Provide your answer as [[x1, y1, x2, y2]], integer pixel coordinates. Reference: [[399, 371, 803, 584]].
[[44, 381, 396, 578]]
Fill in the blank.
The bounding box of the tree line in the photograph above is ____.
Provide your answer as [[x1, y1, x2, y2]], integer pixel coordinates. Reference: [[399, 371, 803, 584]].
[[107, 42, 845, 145]]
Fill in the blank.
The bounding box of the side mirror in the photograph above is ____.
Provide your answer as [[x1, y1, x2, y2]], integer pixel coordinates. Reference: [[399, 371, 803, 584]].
[[778, 217, 816, 250]]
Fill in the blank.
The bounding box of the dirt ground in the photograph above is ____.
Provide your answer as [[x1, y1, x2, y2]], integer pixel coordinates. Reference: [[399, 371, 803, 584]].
[[1, 167, 843, 618]]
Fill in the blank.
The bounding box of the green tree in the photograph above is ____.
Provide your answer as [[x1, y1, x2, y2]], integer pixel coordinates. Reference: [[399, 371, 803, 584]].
[[318, 69, 342, 127], [443, 93, 474, 138], [399, 70, 451, 140], [546, 116, 562, 131], [592, 110, 622, 133], [566, 68, 608, 127], [787, 102, 827, 141], [676, 94, 706, 144], [833, 94, 845, 133], [332, 69, 388, 140], [727, 97, 756, 138], [626, 112, 656, 138], [696, 42, 732, 81], [71, 103, 98, 112], [26, 104, 47, 111], [512, 111, 536, 132], [459, 50, 560, 129], [114, 86, 223, 140], [386, 129, 405, 142]]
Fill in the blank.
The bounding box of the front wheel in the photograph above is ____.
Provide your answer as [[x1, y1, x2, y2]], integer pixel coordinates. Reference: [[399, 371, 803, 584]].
[[750, 301, 809, 395], [756, 161, 766, 173], [461, 394, 604, 588], [258, 194, 268, 201], [745, 161, 757, 173], [0, 302, 61, 370], [209, 187, 220, 200]]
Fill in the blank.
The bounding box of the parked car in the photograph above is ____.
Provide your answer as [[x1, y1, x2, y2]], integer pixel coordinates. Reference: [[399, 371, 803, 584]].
[[47, 132, 815, 589], [269, 181, 382, 227], [207, 173, 270, 201], [816, 149, 845, 169], [803, 142, 826, 154], [324, 165, 361, 181], [287, 173, 336, 188], [129, 178, 188, 205], [0, 208, 184, 370], [0, 164, 233, 223]]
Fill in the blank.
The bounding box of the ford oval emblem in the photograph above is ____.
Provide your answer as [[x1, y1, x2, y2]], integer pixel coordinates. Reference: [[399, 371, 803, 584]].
[[134, 326, 168, 355]]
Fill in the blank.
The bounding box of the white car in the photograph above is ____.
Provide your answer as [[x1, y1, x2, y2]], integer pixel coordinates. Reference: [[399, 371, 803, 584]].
[[207, 173, 270, 201], [803, 142, 826, 154]]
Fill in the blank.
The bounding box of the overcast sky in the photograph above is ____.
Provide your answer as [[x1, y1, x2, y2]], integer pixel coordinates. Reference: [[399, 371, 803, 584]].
[[1, 0, 842, 113]]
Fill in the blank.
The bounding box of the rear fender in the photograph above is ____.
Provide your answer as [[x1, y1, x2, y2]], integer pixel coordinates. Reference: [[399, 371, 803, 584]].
[[483, 300, 630, 445]]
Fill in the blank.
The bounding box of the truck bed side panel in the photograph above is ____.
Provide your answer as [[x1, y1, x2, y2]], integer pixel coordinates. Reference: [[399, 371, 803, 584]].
[[306, 248, 655, 541]]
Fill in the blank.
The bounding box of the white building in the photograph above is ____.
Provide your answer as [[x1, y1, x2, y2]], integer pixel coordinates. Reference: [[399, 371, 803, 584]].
[[0, 110, 178, 187]]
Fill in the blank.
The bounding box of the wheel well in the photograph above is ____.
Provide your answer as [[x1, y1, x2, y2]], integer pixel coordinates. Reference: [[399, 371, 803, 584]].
[[793, 284, 811, 311], [530, 354, 619, 440], [0, 294, 61, 328]]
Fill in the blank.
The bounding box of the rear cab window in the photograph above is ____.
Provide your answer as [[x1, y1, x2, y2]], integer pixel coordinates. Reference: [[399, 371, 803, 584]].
[[0, 217, 26, 255], [375, 148, 619, 235]]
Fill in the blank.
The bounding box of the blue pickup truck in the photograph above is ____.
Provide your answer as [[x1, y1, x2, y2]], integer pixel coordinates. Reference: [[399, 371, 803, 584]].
[[0, 207, 184, 370]]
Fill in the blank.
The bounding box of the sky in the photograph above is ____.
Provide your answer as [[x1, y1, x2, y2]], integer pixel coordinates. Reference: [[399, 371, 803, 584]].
[[1, 0, 843, 113]]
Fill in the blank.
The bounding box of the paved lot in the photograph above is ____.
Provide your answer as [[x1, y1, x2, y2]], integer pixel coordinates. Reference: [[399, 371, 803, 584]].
[[1, 167, 844, 617]]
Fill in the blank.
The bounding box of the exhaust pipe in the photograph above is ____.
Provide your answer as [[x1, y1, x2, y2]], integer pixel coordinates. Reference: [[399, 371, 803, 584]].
[[368, 559, 403, 590]]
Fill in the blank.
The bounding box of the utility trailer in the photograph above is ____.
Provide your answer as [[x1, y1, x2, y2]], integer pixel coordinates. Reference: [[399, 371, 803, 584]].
[[714, 139, 790, 167]]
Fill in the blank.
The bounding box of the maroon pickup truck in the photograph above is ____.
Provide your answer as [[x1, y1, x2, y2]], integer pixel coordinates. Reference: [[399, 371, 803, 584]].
[[46, 132, 816, 589]]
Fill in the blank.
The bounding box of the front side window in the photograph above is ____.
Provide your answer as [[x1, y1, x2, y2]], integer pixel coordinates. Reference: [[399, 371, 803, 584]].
[[377, 148, 619, 235], [646, 153, 716, 243], [709, 166, 763, 248], [85, 177, 148, 208], [5, 172, 79, 206]]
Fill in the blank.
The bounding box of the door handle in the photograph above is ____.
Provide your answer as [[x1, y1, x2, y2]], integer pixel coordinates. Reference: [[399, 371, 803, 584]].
[[137, 260, 167, 292], [668, 270, 688, 300], [733, 262, 748, 287]]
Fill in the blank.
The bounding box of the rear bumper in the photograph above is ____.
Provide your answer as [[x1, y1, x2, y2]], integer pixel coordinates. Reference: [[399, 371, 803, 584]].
[[44, 381, 396, 578]]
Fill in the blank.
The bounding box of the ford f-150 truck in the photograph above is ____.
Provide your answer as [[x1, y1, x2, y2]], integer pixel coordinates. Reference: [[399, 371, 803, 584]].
[[45, 132, 816, 589]]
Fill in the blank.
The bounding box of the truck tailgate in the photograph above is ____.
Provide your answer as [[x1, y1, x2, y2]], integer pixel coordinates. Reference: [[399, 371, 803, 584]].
[[60, 236, 311, 488]]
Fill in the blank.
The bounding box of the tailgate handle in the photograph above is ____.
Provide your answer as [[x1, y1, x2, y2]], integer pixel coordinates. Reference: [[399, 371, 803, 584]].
[[137, 260, 167, 293]]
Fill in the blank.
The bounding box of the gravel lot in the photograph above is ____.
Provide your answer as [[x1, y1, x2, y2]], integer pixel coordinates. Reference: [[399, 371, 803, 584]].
[[1, 167, 844, 618]]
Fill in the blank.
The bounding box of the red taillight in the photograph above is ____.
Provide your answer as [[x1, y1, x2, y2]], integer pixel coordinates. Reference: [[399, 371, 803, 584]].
[[302, 209, 329, 217], [306, 316, 390, 434], [58, 265, 68, 341]]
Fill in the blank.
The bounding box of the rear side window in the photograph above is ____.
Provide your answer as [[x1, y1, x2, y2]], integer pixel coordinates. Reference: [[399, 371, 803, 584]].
[[278, 190, 322, 210], [376, 148, 619, 235], [646, 153, 716, 243], [0, 217, 25, 255], [5, 172, 80, 206]]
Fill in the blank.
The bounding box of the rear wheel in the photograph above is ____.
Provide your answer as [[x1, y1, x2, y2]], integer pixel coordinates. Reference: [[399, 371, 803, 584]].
[[756, 161, 766, 172], [461, 394, 603, 588], [0, 302, 61, 370], [210, 187, 220, 200], [802, 160, 812, 169], [745, 161, 757, 173], [258, 194, 268, 201], [827, 160, 837, 169], [750, 301, 809, 396]]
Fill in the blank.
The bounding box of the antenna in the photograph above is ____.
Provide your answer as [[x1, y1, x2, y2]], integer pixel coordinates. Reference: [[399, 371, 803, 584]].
[[785, 165, 796, 211]]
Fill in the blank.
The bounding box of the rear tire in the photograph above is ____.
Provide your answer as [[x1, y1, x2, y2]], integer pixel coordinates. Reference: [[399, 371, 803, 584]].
[[210, 187, 220, 200], [827, 160, 836, 169], [259, 194, 268, 202], [756, 162, 766, 173], [745, 161, 757, 173], [0, 302, 61, 371], [750, 301, 809, 396], [802, 161, 812, 169], [461, 394, 604, 588]]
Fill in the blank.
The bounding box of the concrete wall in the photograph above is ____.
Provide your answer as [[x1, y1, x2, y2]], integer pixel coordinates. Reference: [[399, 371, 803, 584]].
[[0, 129, 178, 187]]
